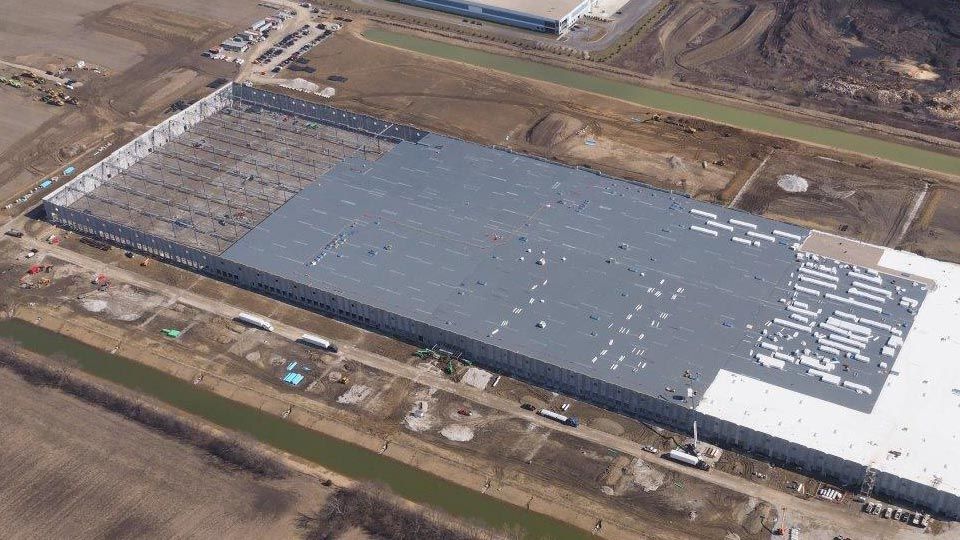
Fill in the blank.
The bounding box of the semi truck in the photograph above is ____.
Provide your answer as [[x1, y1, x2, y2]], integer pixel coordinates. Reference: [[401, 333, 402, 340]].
[[299, 333, 338, 352], [537, 408, 579, 428], [237, 312, 274, 332], [667, 449, 711, 471]]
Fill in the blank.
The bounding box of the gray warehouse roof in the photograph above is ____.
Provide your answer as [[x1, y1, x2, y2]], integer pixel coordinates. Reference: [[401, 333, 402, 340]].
[[224, 133, 923, 412]]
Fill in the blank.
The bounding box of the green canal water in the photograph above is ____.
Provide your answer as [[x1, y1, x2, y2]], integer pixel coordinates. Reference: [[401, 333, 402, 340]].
[[363, 29, 960, 177], [0, 319, 590, 540]]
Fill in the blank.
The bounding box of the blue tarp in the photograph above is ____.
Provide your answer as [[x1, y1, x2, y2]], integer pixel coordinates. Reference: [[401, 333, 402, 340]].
[[39, 180, 53, 189], [282, 372, 304, 385], [63, 166, 76, 175]]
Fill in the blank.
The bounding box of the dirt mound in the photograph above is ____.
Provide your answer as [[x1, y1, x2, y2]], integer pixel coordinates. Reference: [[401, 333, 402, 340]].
[[613, 0, 960, 140], [739, 499, 775, 535], [337, 384, 373, 405], [76, 284, 166, 321], [631, 459, 665, 492], [440, 424, 475, 442], [591, 417, 625, 436], [776, 174, 809, 193], [526, 113, 586, 148]]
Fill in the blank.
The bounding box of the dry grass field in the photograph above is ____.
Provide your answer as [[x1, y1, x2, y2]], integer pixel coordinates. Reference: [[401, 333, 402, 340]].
[[0, 367, 328, 539]]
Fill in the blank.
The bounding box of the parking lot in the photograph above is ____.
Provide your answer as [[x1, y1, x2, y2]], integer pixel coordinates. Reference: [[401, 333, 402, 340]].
[[256, 21, 340, 75]]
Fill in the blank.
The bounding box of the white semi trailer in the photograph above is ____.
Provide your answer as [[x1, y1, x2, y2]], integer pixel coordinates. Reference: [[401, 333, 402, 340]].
[[667, 449, 710, 470], [237, 312, 274, 332], [537, 408, 579, 427], [299, 333, 338, 352]]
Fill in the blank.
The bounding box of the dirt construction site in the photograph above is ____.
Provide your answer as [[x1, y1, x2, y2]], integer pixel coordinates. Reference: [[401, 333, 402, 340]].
[[2, 203, 954, 538], [3, 1, 960, 539], [608, 0, 960, 143], [0, 232, 773, 540], [290, 27, 960, 266]]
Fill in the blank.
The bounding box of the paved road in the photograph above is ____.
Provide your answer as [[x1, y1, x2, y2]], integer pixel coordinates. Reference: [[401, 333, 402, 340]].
[[6, 219, 923, 539]]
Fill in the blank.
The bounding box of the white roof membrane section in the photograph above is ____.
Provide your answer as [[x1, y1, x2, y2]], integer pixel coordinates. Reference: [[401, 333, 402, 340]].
[[699, 246, 960, 496]]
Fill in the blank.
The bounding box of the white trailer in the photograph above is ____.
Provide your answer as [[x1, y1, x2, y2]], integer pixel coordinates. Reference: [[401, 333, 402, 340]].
[[237, 312, 274, 332], [668, 449, 700, 466], [299, 333, 338, 352], [537, 408, 579, 427]]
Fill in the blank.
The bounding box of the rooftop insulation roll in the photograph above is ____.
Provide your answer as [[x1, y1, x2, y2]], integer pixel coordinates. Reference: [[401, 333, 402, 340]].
[[786, 305, 817, 318], [849, 288, 886, 303], [817, 337, 861, 355], [759, 341, 780, 352], [859, 318, 892, 332], [852, 281, 893, 298], [799, 267, 839, 282], [756, 354, 786, 370], [690, 225, 718, 236], [773, 317, 812, 333], [746, 230, 776, 242], [795, 284, 822, 297], [707, 220, 734, 231], [825, 316, 872, 336], [848, 271, 883, 285], [829, 333, 867, 348], [825, 293, 883, 314], [843, 381, 872, 394], [819, 345, 841, 356], [773, 230, 802, 241], [800, 355, 835, 371], [808, 368, 841, 385], [799, 275, 838, 290], [833, 310, 858, 322]]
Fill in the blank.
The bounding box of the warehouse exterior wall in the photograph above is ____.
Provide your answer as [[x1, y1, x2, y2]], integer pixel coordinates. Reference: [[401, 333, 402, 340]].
[[397, 0, 590, 34], [40, 81, 960, 520], [232, 85, 429, 143], [43, 204, 214, 270], [39, 204, 960, 519], [875, 472, 960, 520]]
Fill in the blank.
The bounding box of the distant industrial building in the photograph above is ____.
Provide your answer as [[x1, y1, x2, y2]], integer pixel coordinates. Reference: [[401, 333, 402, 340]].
[[399, 0, 591, 34], [44, 84, 960, 519], [220, 38, 249, 53]]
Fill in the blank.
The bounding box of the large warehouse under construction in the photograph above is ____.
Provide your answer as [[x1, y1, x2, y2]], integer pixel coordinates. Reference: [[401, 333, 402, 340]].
[[44, 83, 960, 518]]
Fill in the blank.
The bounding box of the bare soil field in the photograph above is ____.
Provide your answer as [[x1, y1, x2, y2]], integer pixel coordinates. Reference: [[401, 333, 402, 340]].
[[0, 0, 267, 205], [899, 184, 960, 263], [299, 31, 754, 198], [0, 0, 264, 71], [734, 149, 927, 247], [0, 367, 327, 539], [0, 236, 787, 540], [6, 230, 938, 539], [290, 29, 960, 264], [611, 0, 960, 142], [0, 87, 57, 154]]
